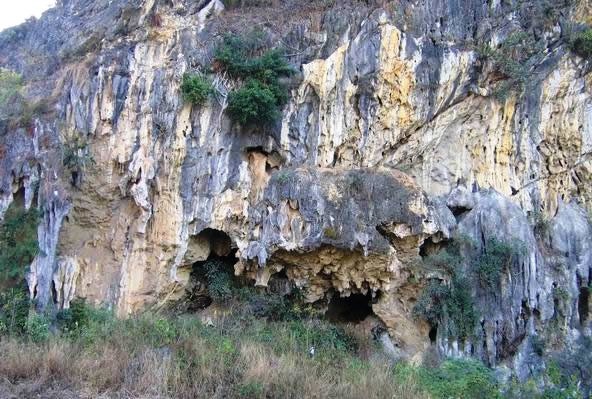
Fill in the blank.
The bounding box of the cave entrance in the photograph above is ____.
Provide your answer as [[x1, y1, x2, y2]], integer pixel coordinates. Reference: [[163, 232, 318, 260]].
[[183, 229, 237, 312], [325, 292, 374, 323], [186, 251, 238, 311], [579, 287, 589, 325]]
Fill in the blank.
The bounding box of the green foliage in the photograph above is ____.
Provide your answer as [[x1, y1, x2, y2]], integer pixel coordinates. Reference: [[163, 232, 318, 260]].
[[505, 361, 584, 399], [417, 359, 501, 399], [549, 336, 592, 395], [25, 312, 50, 343], [478, 31, 544, 101], [413, 276, 477, 339], [0, 286, 30, 336], [238, 381, 264, 397], [422, 238, 465, 274], [323, 227, 339, 240], [227, 79, 281, 125], [415, 236, 479, 339], [181, 73, 213, 105], [0, 68, 23, 116], [214, 33, 293, 126], [56, 298, 94, 333], [532, 209, 550, 237], [203, 258, 234, 301], [274, 170, 293, 184], [553, 286, 570, 304], [474, 237, 521, 290], [0, 203, 41, 283], [571, 29, 592, 60], [62, 133, 94, 172], [237, 287, 321, 322]]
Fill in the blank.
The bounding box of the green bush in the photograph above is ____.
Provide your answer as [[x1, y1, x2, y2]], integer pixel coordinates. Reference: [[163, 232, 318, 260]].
[[0, 203, 41, 283], [475, 238, 521, 290], [25, 312, 50, 343], [227, 79, 281, 125], [56, 298, 96, 333], [0, 68, 22, 117], [417, 359, 500, 399], [203, 258, 234, 301], [0, 286, 30, 336], [532, 209, 550, 237], [571, 29, 592, 60], [505, 362, 584, 399], [415, 237, 478, 340], [214, 33, 293, 126], [63, 134, 94, 172], [413, 276, 477, 340], [478, 31, 544, 101], [181, 73, 213, 105], [239, 287, 321, 322]]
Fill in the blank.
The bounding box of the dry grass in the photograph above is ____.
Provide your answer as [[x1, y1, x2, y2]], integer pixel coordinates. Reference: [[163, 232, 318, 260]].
[[0, 314, 430, 399]]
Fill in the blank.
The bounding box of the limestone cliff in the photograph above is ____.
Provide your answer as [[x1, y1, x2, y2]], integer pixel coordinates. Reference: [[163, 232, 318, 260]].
[[0, 0, 591, 387]]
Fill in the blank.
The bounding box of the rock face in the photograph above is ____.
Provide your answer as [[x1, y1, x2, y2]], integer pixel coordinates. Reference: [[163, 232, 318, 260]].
[[0, 0, 591, 385]]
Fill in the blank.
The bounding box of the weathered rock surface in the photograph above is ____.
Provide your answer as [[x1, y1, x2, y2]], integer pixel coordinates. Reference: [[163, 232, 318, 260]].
[[0, 0, 591, 386]]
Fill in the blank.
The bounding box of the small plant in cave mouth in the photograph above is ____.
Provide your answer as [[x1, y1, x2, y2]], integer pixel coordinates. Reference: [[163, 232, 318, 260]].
[[203, 258, 234, 301]]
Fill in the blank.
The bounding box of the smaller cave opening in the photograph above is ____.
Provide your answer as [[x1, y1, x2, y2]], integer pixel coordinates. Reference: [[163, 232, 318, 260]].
[[579, 286, 589, 325], [180, 228, 238, 312], [419, 237, 441, 258], [71, 170, 79, 187], [325, 292, 374, 323], [51, 281, 58, 305], [429, 326, 438, 343]]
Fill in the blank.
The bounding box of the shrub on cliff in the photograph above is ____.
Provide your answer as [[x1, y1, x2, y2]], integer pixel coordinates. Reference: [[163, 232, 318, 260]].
[[571, 29, 592, 60], [181, 73, 213, 105], [0, 203, 41, 284], [227, 78, 282, 125], [413, 276, 477, 340], [214, 33, 292, 126], [475, 237, 522, 290], [478, 31, 544, 101], [0, 68, 24, 120]]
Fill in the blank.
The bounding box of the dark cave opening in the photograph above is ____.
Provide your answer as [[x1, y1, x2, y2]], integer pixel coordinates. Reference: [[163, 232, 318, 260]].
[[429, 326, 438, 343], [197, 228, 233, 257], [325, 292, 374, 323], [579, 286, 589, 324]]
